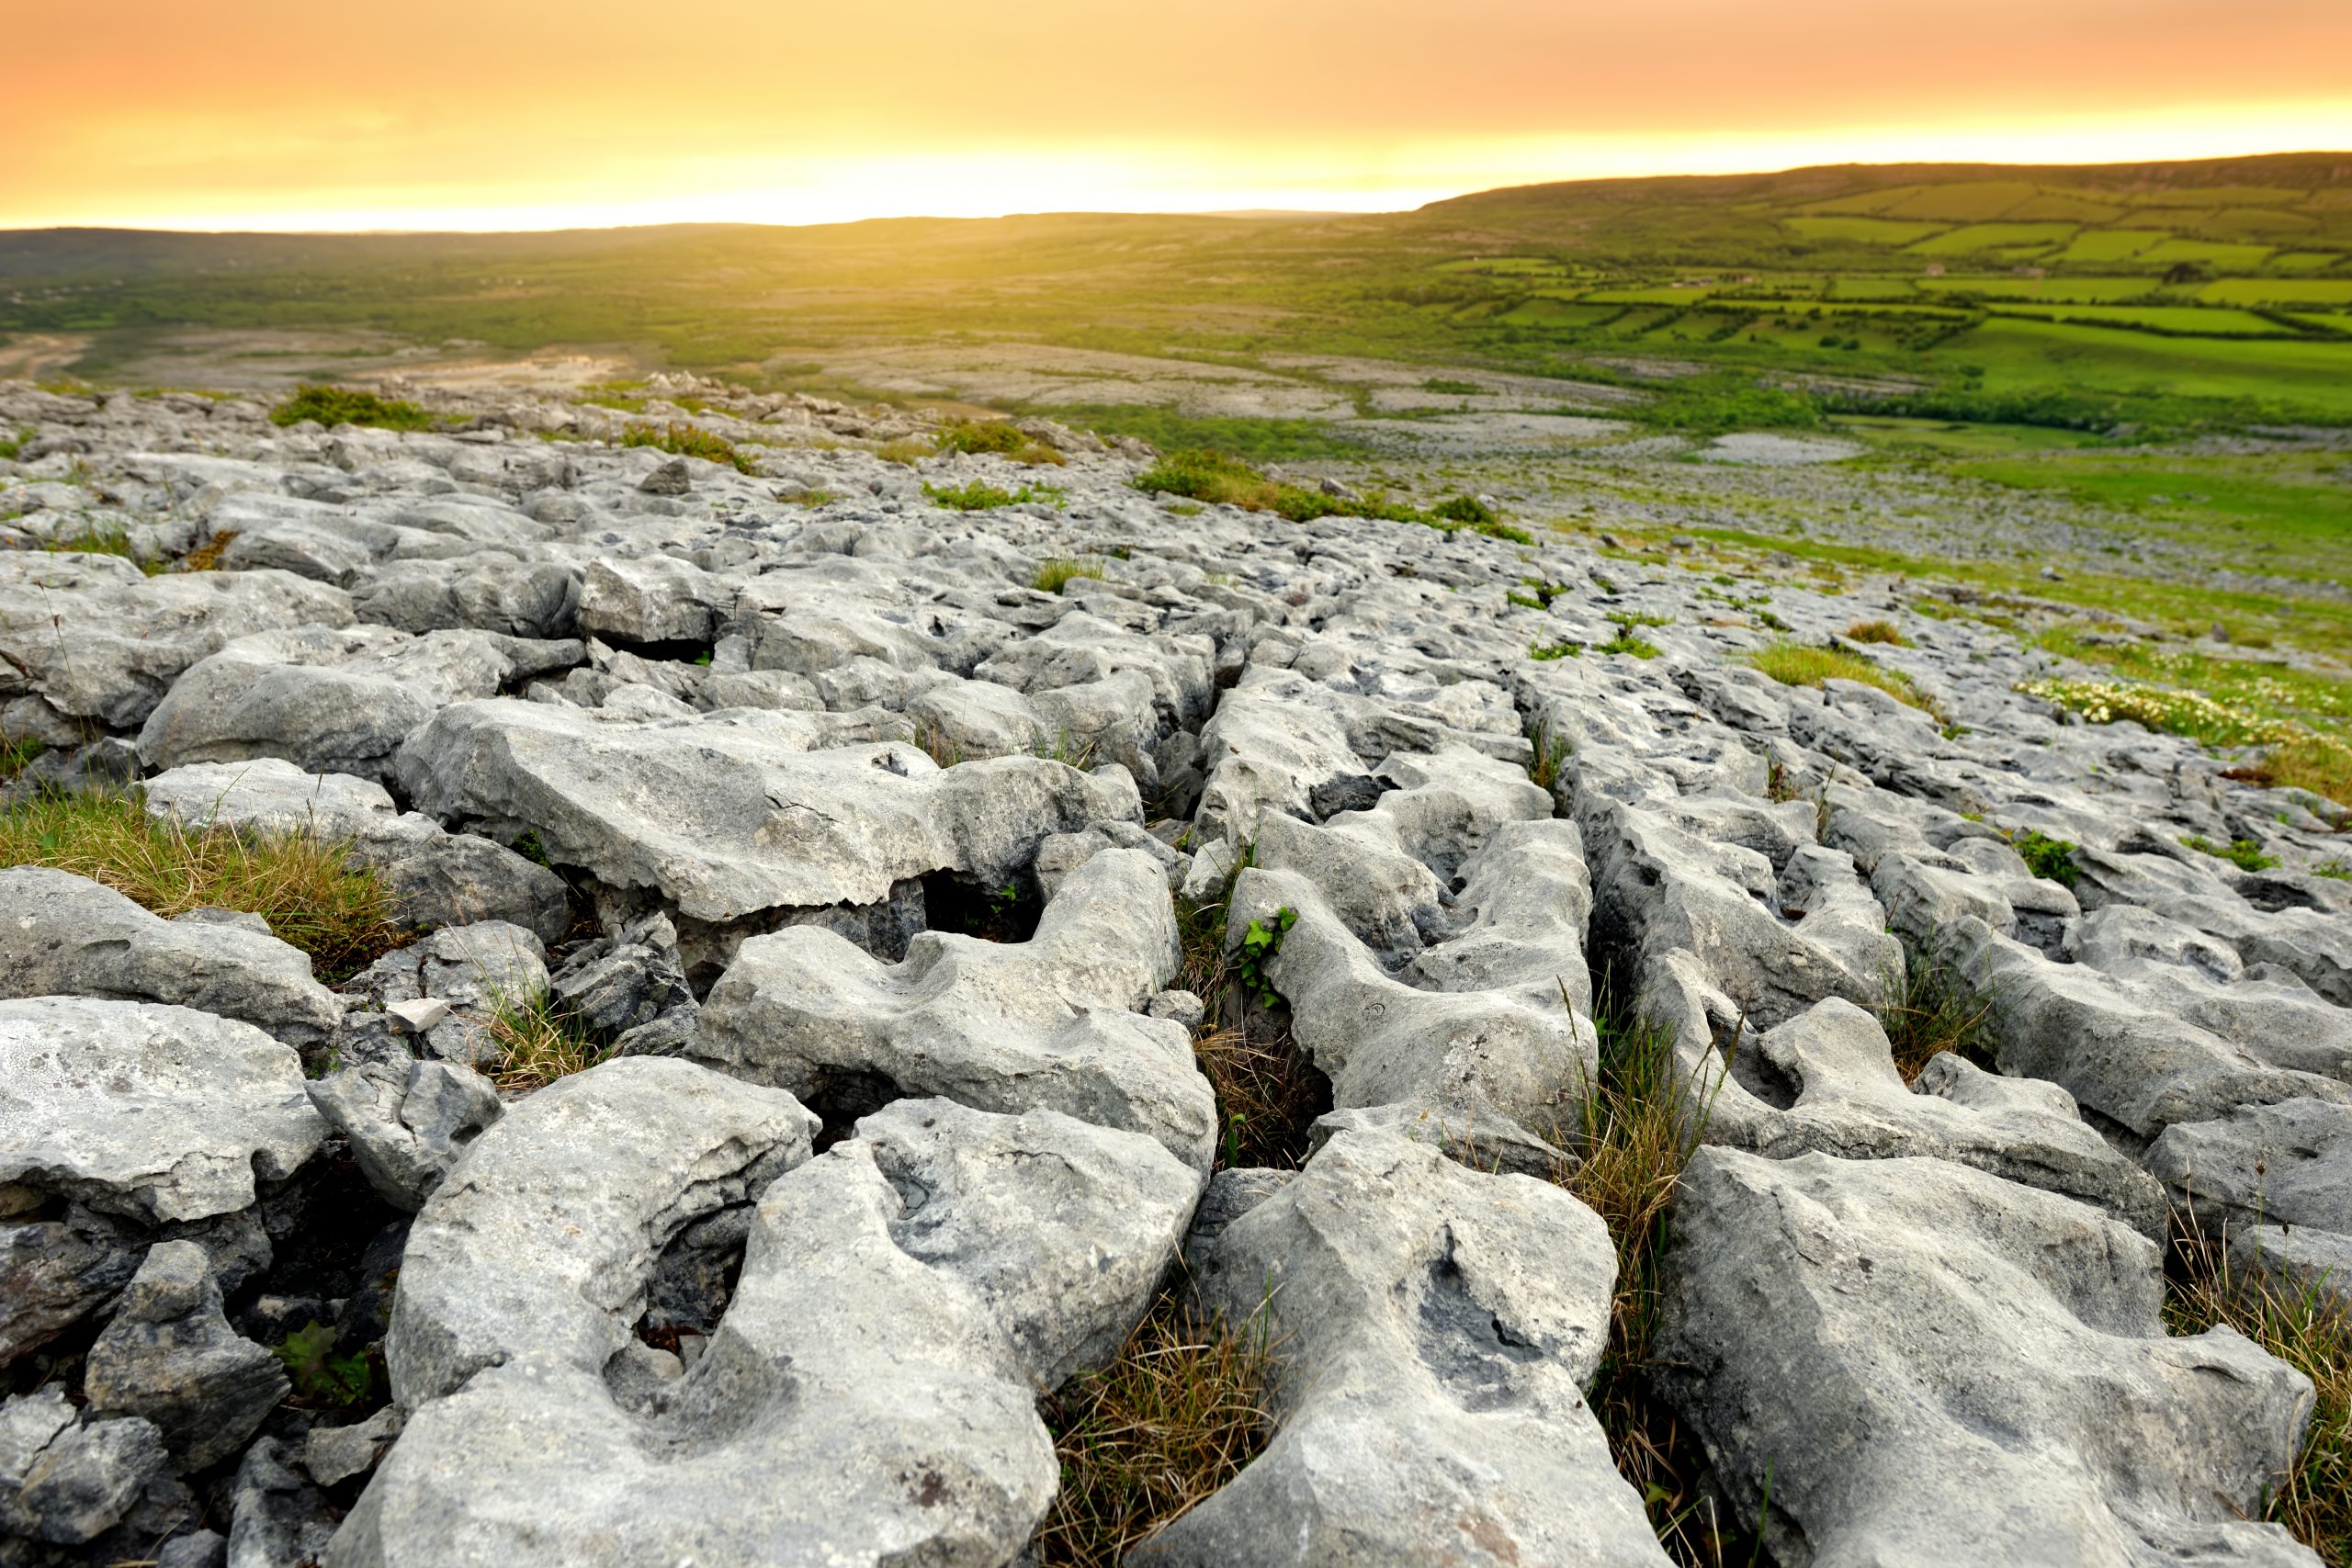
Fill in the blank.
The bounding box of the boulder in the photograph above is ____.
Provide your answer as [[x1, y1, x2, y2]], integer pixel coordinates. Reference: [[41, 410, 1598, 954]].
[[0, 866, 340, 1045], [0, 998, 326, 1224], [1655, 1147, 2317, 1568], [84, 1241, 288, 1472], [2146, 1098, 2352, 1235], [1135, 1127, 1662, 1567], [695, 846, 1216, 1168], [307, 1057, 503, 1212], [139, 625, 582, 784], [0, 1388, 174, 1547], [395, 698, 1134, 925]]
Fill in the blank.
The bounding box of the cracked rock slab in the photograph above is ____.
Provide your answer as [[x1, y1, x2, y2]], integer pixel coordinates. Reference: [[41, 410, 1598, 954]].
[[334, 1100, 1198, 1568], [394, 697, 1136, 925], [385, 1055, 820, 1405], [1656, 1147, 2318, 1568], [1135, 1126, 1664, 1567], [695, 845, 1216, 1168], [0, 865, 341, 1046], [0, 997, 326, 1224]]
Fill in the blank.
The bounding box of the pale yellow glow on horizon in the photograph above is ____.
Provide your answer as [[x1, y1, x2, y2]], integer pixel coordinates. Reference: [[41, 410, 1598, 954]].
[[6, 0, 2349, 234], [15, 96, 2350, 234]]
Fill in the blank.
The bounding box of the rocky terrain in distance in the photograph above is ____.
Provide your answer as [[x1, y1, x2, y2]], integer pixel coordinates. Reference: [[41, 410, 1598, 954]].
[[0, 374, 2346, 1567]]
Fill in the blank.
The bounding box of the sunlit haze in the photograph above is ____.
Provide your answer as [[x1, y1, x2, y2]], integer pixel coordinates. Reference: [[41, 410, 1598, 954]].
[[7, 0, 2351, 231]]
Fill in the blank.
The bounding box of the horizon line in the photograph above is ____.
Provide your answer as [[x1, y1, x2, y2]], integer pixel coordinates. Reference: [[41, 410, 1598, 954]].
[[6, 146, 2346, 241]]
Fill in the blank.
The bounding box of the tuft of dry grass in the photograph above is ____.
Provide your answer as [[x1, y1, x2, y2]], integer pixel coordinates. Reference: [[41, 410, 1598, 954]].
[[1751, 640, 1949, 726], [0, 787, 402, 981], [2229, 735, 2352, 812], [1875, 942, 1999, 1083], [1843, 618, 1913, 647], [1032, 1290, 1277, 1567], [1552, 982, 1756, 1565], [2165, 1212, 2350, 1565], [1033, 555, 1110, 594], [483, 988, 605, 1092], [181, 528, 239, 571], [872, 436, 933, 466]]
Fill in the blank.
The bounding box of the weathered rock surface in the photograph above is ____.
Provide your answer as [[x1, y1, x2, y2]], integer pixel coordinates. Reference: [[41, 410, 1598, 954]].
[[1136, 1126, 1662, 1567], [0, 998, 326, 1224], [695, 844, 1216, 1168], [0, 866, 341, 1045], [336, 1100, 1197, 1568], [386, 1055, 819, 1404], [1656, 1147, 2317, 1568]]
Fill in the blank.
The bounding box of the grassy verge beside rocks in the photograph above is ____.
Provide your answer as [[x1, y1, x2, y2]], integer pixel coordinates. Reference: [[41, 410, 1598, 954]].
[[2166, 1220, 2350, 1565], [0, 786, 401, 980], [1033, 1291, 1277, 1566]]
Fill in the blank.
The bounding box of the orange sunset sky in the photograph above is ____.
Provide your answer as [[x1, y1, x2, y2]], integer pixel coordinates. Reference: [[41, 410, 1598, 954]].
[[8, 0, 2350, 231]]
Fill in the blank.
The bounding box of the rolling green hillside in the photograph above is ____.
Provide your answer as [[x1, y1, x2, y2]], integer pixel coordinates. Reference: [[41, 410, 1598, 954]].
[[3, 153, 2349, 434]]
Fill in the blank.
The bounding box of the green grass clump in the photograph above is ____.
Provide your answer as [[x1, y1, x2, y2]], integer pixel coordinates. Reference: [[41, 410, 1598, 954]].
[[1032, 1291, 1277, 1567], [1597, 632, 1661, 659], [0, 788, 401, 981], [2010, 829, 2079, 887], [0, 428, 32, 461], [1554, 982, 1754, 1562], [2312, 861, 2349, 880], [1754, 641, 1946, 721], [1031, 555, 1109, 593], [935, 419, 1065, 466], [2180, 835, 2280, 873], [1844, 618, 1912, 646], [1531, 638, 1584, 661], [2165, 1216, 2350, 1565], [618, 421, 758, 474], [1876, 941, 1999, 1083], [0, 738, 47, 783], [40, 518, 163, 574], [925, 479, 1061, 512], [484, 988, 605, 1092], [1129, 448, 1527, 538], [268, 384, 436, 433]]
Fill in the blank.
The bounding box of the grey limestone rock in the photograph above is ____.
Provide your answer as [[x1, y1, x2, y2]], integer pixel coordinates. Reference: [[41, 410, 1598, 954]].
[[2146, 1098, 2352, 1235], [227, 1436, 336, 1568], [695, 845, 1216, 1168], [334, 1100, 1196, 1568], [306, 1057, 503, 1212], [0, 997, 326, 1224], [0, 1389, 174, 1547], [0, 1214, 143, 1368], [139, 625, 582, 784], [1655, 1147, 2318, 1568], [2227, 1223, 2352, 1320], [575, 555, 735, 645], [1136, 1126, 1663, 1567], [385, 1055, 819, 1405], [303, 1406, 403, 1488], [0, 865, 341, 1046], [395, 697, 1136, 927], [548, 909, 698, 1055], [83, 1240, 288, 1472]]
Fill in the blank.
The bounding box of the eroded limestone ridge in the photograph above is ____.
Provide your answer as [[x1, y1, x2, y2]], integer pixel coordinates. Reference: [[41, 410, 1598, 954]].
[[0, 376, 2343, 1568]]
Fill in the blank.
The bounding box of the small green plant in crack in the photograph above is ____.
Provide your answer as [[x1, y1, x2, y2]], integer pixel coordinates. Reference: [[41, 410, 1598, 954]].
[[0, 427, 34, 461], [1876, 941, 1999, 1083], [1597, 631, 1660, 659], [1236, 907, 1297, 1010], [2009, 829, 2079, 888], [2313, 861, 2349, 880], [1531, 638, 1585, 661], [1508, 575, 1571, 612], [1527, 721, 1573, 794], [2180, 835, 2280, 873], [927, 479, 1064, 513], [275, 1321, 379, 1408]]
